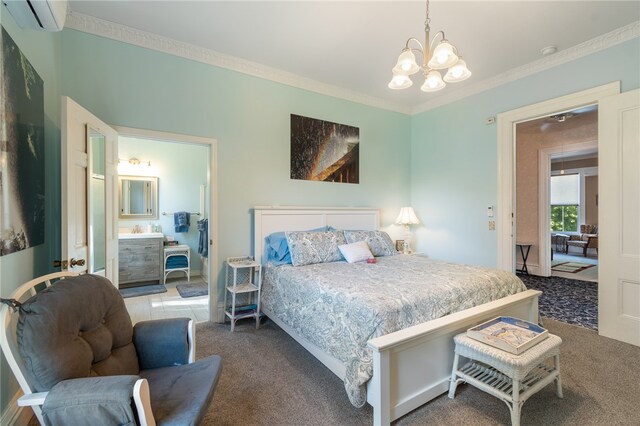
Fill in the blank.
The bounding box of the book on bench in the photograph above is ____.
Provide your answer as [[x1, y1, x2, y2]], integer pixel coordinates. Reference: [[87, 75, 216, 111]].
[[467, 316, 549, 355]]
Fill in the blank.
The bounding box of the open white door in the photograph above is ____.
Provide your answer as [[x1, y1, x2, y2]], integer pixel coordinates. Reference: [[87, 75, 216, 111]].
[[61, 97, 118, 285], [599, 89, 640, 346]]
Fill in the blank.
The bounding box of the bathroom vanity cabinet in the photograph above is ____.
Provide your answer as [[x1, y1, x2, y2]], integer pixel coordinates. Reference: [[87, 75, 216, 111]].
[[119, 237, 163, 288]]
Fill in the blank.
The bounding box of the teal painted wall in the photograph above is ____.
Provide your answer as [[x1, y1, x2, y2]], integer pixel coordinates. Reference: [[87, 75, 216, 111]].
[[410, 38, 640, 267], [59, 29, 412, 298], [118, 136, 210, 273], [0, 5, 62, 417]]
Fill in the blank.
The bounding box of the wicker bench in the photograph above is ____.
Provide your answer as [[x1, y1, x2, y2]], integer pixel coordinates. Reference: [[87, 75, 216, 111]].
[[448, 333, 563, 426]]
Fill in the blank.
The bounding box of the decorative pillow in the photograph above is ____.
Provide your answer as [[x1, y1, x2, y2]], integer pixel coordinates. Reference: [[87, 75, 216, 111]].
[[264, 232, 292, 265], [264, 226, 332, 265], [338, 241, 374, 263], [285, 230, 347, 266], [343, 230, 397, 257]]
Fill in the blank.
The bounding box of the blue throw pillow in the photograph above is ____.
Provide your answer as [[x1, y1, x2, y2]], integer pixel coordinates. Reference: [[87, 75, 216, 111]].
[[264, 226, 332, 265], [266, 232, 291, 263]]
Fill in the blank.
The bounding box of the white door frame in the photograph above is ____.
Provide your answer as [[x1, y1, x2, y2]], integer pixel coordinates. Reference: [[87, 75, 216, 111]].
[[537, 140, 598, 276], [114, 126, 219, 322], [497, 82, 620, 272]]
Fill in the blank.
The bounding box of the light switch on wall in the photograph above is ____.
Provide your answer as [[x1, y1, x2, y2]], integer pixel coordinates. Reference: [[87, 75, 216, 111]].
[[487, 206, 494, 217]]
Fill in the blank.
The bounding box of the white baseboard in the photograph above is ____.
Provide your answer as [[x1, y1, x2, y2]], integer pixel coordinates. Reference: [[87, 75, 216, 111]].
[[1, 392, 32, 426], [516, 262, 546, 277], [216, 302, 225, 323]]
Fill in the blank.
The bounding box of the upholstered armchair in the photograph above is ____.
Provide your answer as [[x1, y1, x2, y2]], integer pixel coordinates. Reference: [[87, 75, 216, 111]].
[[0, 272, 222, 425], [566, 224, 598, 257]]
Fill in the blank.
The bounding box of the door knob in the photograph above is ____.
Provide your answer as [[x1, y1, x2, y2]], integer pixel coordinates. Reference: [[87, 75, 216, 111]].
[[70, 258, 86, 267], [53, 258, 86, 268]]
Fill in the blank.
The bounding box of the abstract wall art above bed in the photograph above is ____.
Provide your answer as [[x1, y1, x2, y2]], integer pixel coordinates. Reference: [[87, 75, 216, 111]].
[[0, 27, 45, 256], [290, 114, 359, 184]]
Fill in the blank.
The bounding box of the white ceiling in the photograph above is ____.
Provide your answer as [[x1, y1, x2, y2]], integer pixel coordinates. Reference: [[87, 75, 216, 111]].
[[67, 1, 640, 113]]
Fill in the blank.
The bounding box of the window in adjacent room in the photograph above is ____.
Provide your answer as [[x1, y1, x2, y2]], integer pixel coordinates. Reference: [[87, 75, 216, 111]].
[[550, 173, 579, 232]]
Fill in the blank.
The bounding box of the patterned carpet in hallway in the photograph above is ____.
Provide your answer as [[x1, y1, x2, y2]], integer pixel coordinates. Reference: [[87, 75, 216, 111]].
[[518, 274, 597, 330]]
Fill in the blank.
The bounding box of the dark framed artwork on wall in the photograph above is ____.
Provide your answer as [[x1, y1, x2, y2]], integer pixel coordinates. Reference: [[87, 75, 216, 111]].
[[0, 26, 45, 255], [290, 114, 359, 184]]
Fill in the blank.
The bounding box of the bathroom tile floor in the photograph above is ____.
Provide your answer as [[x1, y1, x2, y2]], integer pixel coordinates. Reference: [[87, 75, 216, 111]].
[[124, 276, 210, 325]]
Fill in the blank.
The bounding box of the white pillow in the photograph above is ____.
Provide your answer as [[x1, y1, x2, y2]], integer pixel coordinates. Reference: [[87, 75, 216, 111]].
[[338, 240, 374, 264]]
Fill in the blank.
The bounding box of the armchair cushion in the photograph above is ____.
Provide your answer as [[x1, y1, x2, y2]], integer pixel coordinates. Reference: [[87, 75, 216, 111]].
[[134, 318, 191, 370], [17, 275, 139, 392], [140, 355, 222, 426], [41, 376, 140, 426]]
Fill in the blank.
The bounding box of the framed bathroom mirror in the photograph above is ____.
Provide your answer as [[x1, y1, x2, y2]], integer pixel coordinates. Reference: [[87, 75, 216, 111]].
[[118, 176, 158, 219]]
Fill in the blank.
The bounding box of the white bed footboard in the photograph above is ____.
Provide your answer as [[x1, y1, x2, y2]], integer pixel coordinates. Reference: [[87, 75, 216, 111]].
[[366, 289, 540, 426]]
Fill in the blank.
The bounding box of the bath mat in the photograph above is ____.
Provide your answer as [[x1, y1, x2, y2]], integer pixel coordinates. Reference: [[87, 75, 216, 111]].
[[120, 284, 167, 298], [177, 282, 208, 298]]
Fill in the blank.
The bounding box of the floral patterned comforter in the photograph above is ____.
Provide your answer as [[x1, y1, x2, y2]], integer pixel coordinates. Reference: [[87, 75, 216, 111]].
[[261, 255, 526, 407]]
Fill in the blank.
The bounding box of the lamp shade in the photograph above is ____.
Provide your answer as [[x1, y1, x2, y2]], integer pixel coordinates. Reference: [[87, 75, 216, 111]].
[[395, 207, 420, 225], [388, 73, 413, 90], [427, 40, 459, 69], [443, 58, 471, 83], [420, 70, 445, 92], [392, 49, 420, 75]]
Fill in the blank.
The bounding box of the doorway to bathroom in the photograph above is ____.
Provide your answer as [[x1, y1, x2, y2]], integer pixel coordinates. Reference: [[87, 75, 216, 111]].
[[114, 126, 217, 324]]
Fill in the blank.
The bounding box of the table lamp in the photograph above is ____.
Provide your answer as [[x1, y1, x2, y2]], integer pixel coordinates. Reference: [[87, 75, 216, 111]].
[[395, 207, 420, 253]]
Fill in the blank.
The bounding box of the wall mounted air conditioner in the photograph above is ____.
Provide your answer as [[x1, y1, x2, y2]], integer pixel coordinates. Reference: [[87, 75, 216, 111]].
[[3, 0, 68, 31]]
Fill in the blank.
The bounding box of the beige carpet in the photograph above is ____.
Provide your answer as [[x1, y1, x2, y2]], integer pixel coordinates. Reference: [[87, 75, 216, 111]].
[[26, 317, 639, 425], [197, 318, 639, 426]]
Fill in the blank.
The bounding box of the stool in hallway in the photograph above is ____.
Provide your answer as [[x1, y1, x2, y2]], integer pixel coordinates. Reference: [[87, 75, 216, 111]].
[[448, 333, 563, 426]]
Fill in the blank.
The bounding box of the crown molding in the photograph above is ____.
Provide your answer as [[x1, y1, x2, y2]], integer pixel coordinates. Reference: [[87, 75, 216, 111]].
[[411, 20, 640, 115], [65, 13, 638, 117], [64, 12, 412, 115]]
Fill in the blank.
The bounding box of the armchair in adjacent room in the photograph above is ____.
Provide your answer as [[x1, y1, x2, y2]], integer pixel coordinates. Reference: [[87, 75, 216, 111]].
[[566, 224, 598, 257], [0, 272, 222, 426]]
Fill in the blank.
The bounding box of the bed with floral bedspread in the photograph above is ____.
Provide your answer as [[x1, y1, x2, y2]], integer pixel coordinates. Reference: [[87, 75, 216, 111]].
[[261, 254, 526, 407]]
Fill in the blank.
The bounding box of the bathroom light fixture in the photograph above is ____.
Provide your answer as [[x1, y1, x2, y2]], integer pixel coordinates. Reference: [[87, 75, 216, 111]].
[[388, 0, 471, 92], [118, 158, 151, 167]]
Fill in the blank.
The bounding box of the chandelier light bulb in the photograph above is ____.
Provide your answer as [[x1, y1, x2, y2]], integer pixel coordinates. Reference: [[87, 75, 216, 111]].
[[427, 40, 458, 70], [392, 49, 420, 76], [421, 70, 445, 92], [388, 73, 413, 90], [443, 58, 472, 83]]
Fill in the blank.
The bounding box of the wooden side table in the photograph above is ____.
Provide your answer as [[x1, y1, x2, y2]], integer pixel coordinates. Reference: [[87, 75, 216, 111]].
[[449, 333, 563, 426]]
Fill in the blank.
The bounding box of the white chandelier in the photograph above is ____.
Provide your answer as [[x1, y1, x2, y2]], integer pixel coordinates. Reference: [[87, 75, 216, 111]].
[[388, 0, 471, 92]]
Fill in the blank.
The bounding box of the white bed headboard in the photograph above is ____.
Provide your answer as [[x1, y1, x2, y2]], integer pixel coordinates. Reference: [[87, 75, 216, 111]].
[[254, 206, 380, 264]]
